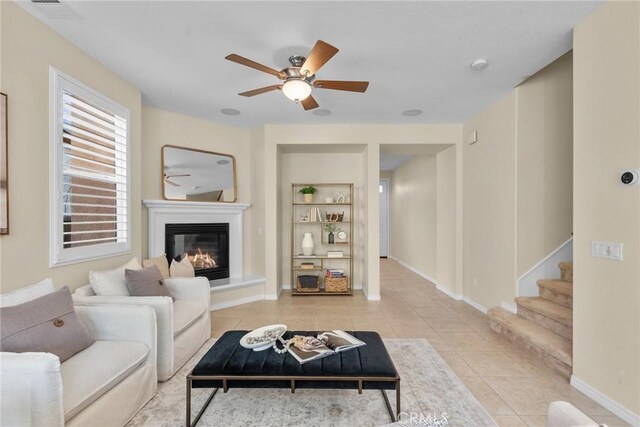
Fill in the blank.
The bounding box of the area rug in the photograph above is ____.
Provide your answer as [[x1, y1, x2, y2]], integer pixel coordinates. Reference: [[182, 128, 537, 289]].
[[128, 338, 496, 427]]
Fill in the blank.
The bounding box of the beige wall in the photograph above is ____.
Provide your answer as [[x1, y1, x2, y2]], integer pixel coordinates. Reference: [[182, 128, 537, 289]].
[[280, 152, 366, 290], [517, 52, 574, 275], [250, 127, 266, 277], [436, 146, 458, 294], [140, 106, 253, 274], [463, 52, 574, 310], [463, 92, 518, 309], [389, 155, 437, 278], [260, 124, 462, 300], [0, 2, 142, 292], [573, 1, 640, 417]]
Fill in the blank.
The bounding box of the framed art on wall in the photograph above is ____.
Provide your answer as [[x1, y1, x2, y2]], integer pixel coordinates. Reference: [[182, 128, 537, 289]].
[[1, 92, 8, 235]]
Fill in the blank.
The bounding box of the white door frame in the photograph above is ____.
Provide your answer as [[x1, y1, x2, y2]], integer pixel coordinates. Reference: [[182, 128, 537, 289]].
[[379, 178, 390, 257]]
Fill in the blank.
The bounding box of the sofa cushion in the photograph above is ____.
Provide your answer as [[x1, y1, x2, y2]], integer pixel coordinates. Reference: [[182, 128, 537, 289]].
[[0, 278, 55, 307], [89, 258, 142, 296], [173, 300, 207, 336], [61, 340, 149, 420], [142, 255, 170, 279], [169, 255, 195, 278], [125, 265, 174, 300], [0, 286, 95, 362]]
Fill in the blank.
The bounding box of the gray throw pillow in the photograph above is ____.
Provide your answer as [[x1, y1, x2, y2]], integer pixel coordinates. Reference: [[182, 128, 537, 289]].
[[125, 265, 174, 300], [0, 286, 95, 362]]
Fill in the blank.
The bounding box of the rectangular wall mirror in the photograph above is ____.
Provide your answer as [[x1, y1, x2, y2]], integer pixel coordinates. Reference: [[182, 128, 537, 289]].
[[162, 145, 237, 203]]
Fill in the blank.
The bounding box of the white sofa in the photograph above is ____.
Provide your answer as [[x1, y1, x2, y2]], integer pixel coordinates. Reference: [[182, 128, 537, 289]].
[[73, 276, 211, 381], [0, 280, 157, 427]]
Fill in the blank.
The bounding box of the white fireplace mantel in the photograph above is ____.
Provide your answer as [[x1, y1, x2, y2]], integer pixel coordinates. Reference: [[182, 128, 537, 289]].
[[143, 200, 250, 279]]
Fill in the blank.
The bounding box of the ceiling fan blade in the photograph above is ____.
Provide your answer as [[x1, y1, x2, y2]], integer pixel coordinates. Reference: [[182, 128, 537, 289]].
[[313, 80, 369, 93], [238, 85, 282, 97], [225, 54, 285, 79], [301, 95, 319, 111], [300, 40, 339, 77], [165, 179, 180, 187], [166, 174, 191, 178]]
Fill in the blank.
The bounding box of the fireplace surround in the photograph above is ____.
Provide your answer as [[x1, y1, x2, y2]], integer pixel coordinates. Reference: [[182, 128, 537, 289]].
[[144, 200, 249, 281]]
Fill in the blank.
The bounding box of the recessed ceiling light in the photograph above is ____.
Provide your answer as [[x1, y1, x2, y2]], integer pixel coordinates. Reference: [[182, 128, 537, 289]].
[[313, 109, 332, 117], [217, 159, 230, 165], [470, 58, 489, 71], [220, 108, 240, 116], [192, 186, 200, 190], [402, 109, 423, 117]]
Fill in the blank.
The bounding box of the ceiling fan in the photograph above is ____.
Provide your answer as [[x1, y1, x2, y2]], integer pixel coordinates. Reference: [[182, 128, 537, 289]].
[[163, 173, 191, 187], [225, 40, 369, 111]]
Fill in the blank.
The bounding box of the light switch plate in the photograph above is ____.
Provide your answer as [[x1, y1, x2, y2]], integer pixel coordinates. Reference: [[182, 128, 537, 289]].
[[591, 241, 623, 261]]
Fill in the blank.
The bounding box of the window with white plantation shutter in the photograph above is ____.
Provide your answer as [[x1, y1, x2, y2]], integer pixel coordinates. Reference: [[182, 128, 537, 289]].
[[50, 68, 130, 266]]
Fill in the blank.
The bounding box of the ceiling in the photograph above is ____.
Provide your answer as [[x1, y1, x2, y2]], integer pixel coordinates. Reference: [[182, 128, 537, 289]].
[[20, 1, 601, 129]]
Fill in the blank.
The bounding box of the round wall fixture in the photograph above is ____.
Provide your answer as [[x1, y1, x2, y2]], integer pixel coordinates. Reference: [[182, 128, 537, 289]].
[[402, 109, 423, 117], [220, 108, 241, 116], [470, 58, 489, 71], [313, 109, 332, 117]]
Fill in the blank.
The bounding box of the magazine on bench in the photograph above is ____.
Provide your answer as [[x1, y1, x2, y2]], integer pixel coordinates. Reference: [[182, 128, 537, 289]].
[[287, 330, 366, 364]]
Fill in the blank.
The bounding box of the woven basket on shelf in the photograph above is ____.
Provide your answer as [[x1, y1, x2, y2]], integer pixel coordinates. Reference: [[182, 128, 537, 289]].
[[296, 275, 320, 293], [325, 277, 348, 293]]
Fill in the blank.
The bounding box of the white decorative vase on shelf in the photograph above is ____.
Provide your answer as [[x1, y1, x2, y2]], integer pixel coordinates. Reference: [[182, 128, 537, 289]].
[[301, 233, 314, 256]]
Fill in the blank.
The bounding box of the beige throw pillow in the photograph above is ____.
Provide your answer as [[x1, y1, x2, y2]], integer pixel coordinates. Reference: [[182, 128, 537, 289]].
[[125, 265, 174, 300], [0, 286, 95, 362], [169, 255, 195, 278], [89, 257, 142, 296], [142, 255, 170, 279]]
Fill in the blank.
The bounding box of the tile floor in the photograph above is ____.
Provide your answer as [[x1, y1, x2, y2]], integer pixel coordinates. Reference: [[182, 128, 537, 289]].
[[210, 259, 629, 427]]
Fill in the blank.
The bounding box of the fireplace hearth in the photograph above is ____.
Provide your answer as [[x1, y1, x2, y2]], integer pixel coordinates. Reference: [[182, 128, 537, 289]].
[[165, 223, 229, 280]]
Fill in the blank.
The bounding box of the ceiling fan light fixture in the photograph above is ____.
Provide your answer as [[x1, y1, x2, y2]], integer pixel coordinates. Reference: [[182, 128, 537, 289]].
[[282, 79, 312, 102]]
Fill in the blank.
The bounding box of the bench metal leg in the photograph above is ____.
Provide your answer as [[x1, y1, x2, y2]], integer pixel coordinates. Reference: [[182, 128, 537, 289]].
[[381, 389, 397, 423], [380, 381, 401, 423], [186, 382, 218, 427]]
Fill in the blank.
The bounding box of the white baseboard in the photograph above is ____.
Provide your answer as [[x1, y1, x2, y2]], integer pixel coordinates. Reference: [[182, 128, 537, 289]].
[[367, 293, 381, 301], [389, 256, 462, 300], [501, 302, 517, 314], [570, 375, 640, 426], [390, 256, 438, 285], [437, 284, 462, 301], [462, 296, 488, 314], [210, 293, 264, 311], [265, 287, 283, 301]]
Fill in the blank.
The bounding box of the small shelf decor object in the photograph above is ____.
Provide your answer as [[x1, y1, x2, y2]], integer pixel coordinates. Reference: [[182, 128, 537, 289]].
[[291, 183, 353, 296], [298, 185, 318, 203]]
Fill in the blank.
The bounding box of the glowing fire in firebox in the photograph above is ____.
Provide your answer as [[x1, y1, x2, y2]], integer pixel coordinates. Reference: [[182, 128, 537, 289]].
[[188, 248, 217, 269]]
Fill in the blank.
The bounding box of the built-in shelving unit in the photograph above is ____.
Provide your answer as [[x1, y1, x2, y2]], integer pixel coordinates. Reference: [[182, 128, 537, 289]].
[[291, 183, 353, 296]]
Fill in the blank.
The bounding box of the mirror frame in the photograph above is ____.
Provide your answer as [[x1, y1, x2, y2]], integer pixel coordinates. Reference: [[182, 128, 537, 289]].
[[161, 144, 238, 203]]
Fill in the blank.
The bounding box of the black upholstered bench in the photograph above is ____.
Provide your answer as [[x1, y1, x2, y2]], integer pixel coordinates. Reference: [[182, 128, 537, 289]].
[[186, 330, 400, 426]]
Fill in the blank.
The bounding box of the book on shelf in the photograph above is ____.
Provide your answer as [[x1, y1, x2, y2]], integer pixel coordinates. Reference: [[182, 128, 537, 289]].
[[287, 330, 366, 364], [300, 262, 316, 270], [307, 207, 322, 222], [326, 251, 344, 258], [326, 269, 345, 278]]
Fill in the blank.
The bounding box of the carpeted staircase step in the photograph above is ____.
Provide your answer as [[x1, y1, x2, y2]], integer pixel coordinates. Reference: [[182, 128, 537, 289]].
[[538, 279, 573, 308], [488, 307, 572, 378], [559, 261, 573, 282], [515, 297, 573, 340]]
